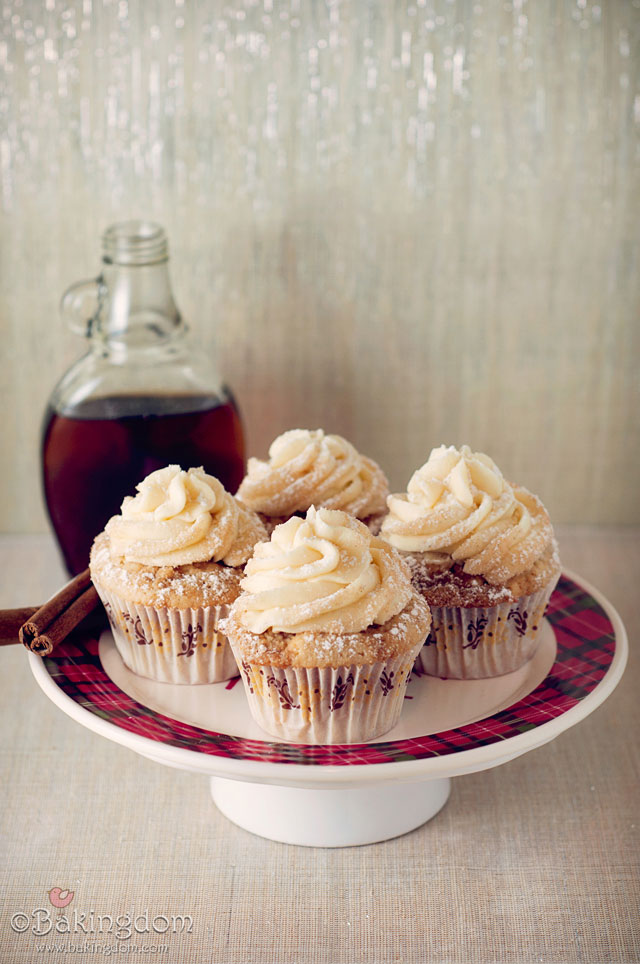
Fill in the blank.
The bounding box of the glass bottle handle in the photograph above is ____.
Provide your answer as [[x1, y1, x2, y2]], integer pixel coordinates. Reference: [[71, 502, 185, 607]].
[[60, 278, 101, 336]]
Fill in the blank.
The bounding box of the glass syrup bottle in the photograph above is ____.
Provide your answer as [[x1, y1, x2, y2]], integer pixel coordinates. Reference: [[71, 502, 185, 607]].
[[42, 221, 245, 575]]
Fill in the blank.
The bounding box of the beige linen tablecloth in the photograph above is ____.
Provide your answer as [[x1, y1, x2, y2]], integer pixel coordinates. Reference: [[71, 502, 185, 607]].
[[0, 527, 638, 964]]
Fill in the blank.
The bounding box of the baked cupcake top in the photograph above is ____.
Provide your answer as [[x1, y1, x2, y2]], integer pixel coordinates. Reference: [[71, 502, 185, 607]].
[[105, 465, 267, 568], [224, 506, 430, 667], [90, 531, 243, 608], [380, 444, 557, 586], [236, 429, 389, 520]]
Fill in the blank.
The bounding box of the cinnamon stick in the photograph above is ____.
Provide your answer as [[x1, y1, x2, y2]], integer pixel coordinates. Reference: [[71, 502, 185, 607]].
[[18, 568, 102, 655], [0, 608, 37, 646], [27, 586, 101, 654], [19, 567, 91, 646]]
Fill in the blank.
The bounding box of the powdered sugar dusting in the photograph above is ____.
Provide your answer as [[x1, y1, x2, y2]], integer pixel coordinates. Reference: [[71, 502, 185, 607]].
[[406, 553, 514, 607], [237, 429, 389, 519], [90, 532, 242, 608], [222, 593, 431, 669]]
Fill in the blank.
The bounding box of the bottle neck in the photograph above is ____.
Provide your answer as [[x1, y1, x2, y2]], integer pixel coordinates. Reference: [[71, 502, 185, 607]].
[[90, 220, 185, 348], [95, 260, 183, 345]]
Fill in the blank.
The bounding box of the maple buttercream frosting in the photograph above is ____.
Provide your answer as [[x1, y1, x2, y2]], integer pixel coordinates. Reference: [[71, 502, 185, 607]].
[[105, 465, 265, 568], [233, 506, 411, 635], [381, 444, 556, 586], [236, 429, 389, 521]]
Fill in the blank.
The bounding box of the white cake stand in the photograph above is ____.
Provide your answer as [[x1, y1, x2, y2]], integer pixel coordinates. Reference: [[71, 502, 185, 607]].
[[29, 571, 627, 847]]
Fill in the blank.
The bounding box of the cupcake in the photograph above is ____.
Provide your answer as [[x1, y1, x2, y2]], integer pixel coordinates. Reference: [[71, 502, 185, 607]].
[[236, 428, 389, 534], [222, 506, 431, 744], [380, 445, 561, 679], [90, 465, 267, 684]]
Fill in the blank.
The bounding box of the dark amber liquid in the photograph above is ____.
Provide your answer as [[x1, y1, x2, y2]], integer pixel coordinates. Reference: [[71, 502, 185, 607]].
[[42, 391, 245, 575]]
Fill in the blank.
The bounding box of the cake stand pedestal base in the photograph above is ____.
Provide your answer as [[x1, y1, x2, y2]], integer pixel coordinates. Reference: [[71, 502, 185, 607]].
[[209, 776, 452, 847]]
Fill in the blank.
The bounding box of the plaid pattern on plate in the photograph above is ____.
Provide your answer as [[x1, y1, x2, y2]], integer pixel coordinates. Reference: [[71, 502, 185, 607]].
[[42, 575, 616, 766]]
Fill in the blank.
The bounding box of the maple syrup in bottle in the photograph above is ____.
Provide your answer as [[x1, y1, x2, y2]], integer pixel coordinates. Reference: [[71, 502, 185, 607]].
[[42, 222, 246, 575]]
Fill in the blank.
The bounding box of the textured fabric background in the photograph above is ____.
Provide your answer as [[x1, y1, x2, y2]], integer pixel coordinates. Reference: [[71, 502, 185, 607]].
[[0, 527, 637, 963], [0, 1, 639, 530]]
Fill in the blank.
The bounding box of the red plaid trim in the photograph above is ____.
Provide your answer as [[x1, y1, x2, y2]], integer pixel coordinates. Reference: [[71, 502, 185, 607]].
[[42, 575, 617, 766]]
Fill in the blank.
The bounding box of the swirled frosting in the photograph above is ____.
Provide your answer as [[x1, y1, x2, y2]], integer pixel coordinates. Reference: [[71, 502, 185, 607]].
[[381, 445, 555, 585], [234, 506, 412, 634], [105, 465, 266, 568], [236, 429, 389, 519]]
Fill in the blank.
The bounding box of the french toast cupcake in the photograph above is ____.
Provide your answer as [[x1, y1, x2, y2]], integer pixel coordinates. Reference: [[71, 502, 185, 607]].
[[380, 445, 561, 679], [222, 506, 431, 744], [90, 465, 267, 684], [236, 428, 389, 534]]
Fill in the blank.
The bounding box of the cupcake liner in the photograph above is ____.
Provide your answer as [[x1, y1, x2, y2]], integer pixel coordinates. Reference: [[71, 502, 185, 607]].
[[232, 654, 417, 744], [93, 582, 238, 684], [416, 575, 559, 680]]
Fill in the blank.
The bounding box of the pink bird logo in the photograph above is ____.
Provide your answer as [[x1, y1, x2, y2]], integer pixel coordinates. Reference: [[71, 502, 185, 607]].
[[48, 888, 75, 909]]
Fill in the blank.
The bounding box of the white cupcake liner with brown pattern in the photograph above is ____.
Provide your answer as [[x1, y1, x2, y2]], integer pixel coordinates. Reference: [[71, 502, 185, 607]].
[[93, 582, 238, 684], [232, 653, 418, 744], [416, 576, 559, 680]]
